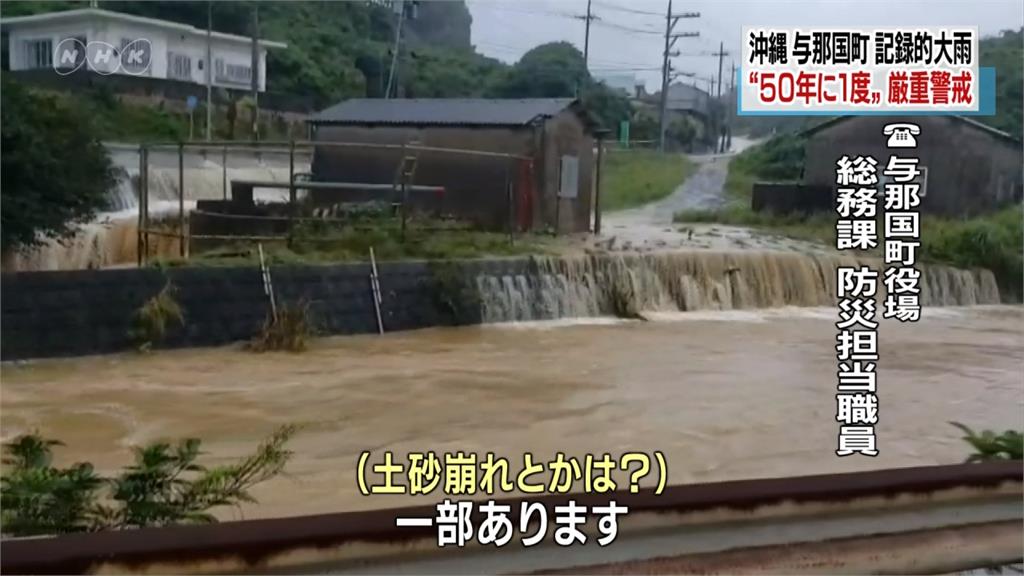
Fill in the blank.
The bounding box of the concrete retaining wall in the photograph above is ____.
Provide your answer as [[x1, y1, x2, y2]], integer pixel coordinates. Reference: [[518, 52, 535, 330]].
[[751, 183, 835, 215], [0, 259, 531, 361]]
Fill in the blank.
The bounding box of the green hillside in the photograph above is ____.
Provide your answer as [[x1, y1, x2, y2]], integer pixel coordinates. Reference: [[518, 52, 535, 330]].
[[2, 1, 627, 122], [980, 28, 1023, 139]]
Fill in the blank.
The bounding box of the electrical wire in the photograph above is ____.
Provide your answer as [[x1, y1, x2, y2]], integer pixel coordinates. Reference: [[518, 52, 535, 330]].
[[593, 20, 663, 35], [592, 1, 664, 17]]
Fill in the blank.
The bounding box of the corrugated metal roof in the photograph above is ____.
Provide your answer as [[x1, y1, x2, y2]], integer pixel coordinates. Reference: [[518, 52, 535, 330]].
[[799, 115, 1021, 145], [310, 98, 580, 127]]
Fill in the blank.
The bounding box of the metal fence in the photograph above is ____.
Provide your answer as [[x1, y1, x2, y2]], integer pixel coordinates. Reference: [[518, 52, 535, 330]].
[[135, 139, 538, 266]]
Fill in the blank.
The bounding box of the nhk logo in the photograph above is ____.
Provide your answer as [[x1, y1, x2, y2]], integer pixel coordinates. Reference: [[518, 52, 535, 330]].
[[53, 38, 151, 76]]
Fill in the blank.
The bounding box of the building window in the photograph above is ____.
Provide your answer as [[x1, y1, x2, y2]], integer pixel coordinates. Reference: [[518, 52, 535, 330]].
[[214, 58, 252, 85], [25, 39, 53, 69], [168, 52, 192, 80]]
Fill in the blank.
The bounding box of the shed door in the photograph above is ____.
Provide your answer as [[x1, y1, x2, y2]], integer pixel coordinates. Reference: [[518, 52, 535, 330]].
[[558, 155, 579, 199]]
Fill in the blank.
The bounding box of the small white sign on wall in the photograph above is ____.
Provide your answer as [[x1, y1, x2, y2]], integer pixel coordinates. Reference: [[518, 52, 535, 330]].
[[558, 155, 579, 199]]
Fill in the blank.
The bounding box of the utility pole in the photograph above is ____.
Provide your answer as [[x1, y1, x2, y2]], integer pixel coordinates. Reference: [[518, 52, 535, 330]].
[[727, 60, 735, 151], [205, 0, 212, 141], [250, 3, 259, 141], [712, 43, 730, 152], [385, 0, 407, 99], [715, 42, 727, 99], [658, 1, 699, 152], [573, 0, 598, 97], [582, 0, 593, 68]]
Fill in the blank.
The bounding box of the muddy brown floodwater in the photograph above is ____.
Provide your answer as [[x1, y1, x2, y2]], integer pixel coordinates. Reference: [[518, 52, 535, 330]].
[[2, 305, 1021, 521]]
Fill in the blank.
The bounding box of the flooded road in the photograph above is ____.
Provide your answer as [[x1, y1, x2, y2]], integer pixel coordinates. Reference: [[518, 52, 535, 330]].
[[2, 305, 1021, 521], [594, 136, 826, 255]]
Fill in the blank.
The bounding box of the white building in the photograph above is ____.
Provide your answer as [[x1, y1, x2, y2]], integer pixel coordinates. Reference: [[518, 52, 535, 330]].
[[1, 8, 286, 91], [593, 72, 639, 97]]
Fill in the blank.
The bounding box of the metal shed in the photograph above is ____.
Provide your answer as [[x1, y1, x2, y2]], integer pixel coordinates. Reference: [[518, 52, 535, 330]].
[[801, 115, 1023, 217], [307, 98, 601, 234]]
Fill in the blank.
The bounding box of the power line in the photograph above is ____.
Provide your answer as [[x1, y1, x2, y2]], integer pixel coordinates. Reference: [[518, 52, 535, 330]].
[[466, 2, 577, 19], [592, 1, 664, 17], [592, 66, 663, 71], [593, 20, 663, 35], [591, 56, 663, 67]]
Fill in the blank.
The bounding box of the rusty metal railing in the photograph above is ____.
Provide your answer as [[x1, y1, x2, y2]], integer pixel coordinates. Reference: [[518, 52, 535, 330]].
[[136, 139, 540, 266], [2, 461, 1021, 575]]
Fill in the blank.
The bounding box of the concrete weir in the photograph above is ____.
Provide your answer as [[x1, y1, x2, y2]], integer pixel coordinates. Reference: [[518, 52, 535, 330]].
[[1, 462, 1020, 574], [0, 250, 1004, 360]]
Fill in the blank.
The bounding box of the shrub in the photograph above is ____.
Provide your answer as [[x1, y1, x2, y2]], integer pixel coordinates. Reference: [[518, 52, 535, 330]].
[[950, 422, 1023, 462], [1, 426, 297, 537], [249, 299, 315, 352], [129, 282, 184, 350], [922, 205, 1023, 301]]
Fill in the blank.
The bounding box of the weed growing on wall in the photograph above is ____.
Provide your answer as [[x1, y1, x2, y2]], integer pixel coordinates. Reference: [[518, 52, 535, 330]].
[[427, 261, 482, 325], [249, 299, 315, 353], [129, 281, 184, 351]]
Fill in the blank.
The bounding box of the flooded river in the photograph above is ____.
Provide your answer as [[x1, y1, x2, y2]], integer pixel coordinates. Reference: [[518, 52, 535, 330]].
[[2, 305, 1021, 521]]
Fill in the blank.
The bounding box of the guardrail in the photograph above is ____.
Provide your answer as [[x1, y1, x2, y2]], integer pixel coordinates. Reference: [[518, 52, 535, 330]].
[[2, 461, 1021, 575]]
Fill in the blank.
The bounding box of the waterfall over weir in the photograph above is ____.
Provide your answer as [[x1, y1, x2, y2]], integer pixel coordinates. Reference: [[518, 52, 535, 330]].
[[2, 145, 309, 272], [476, 252, 1002, 322]]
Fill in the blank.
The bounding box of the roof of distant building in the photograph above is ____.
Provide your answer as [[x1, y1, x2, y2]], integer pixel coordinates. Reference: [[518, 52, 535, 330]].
[[310, 98, 595, 128], [799, 115, 1021, 145], [0, 8, 287, 49]]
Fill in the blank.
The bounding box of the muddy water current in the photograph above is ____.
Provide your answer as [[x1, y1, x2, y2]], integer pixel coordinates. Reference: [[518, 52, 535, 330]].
[[2, 305, 1021, 520]]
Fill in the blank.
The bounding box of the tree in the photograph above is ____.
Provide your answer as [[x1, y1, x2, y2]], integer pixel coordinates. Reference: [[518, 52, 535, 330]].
[[488, 42, 587, 99], [979, 28, 1023, 140], [581, 81, 632, 135], [667, 118, 697, 150], [1, 78, 116, 252], [1, 426, 297, 537], [488, 42, 632, 131]]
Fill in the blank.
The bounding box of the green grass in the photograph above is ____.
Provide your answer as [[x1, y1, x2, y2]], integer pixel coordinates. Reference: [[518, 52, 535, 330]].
[[676, 136, 1023, 300], [602, 150, 696, 211], [675, 203, 1023, 301], [154, 217, 555, 268], [922, 206, 1023, 301]]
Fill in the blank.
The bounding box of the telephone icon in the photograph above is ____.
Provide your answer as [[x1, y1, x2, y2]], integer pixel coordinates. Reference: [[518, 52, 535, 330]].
[[883, 123, 920, 148]]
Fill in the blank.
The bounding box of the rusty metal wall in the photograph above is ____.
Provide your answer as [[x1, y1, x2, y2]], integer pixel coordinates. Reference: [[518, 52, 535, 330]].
[[751, 183, 836, 214], [2, 461, 1020, 575], [542, 111, 596, 234], [803, 116, 1023, 217], [311, 125, 533, 230], [309, 110, 596, 233]]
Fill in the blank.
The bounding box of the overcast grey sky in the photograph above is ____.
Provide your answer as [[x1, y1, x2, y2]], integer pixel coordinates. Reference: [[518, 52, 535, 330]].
[[466, 0, 1024, 91]]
